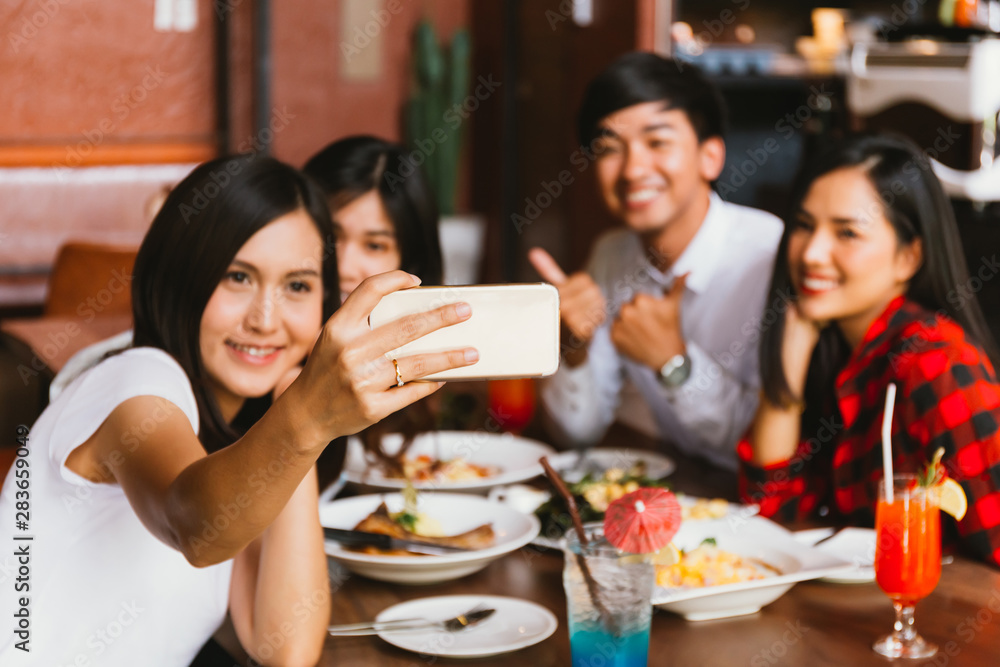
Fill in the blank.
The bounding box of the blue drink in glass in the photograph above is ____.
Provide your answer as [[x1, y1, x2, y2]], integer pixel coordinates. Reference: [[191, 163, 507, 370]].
[[569, 623, 650, 667], [564, 529, 654, 667]]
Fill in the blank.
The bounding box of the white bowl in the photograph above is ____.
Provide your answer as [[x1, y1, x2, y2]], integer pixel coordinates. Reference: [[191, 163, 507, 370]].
[[320, 492, 540, 585], [342, 431, 556, 494], [651, 516, 854, 621]]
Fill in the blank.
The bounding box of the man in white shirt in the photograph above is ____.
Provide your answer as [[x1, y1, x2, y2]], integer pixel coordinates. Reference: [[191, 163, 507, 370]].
[[530, 52, 783, 470]]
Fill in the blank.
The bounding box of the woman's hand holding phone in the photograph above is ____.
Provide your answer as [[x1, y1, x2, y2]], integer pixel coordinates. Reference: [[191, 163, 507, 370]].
[[286, 271, 478, 443]]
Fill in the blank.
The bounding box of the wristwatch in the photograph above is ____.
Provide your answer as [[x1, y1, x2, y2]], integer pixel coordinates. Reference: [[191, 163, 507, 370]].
[[658, 353, 691, 388]]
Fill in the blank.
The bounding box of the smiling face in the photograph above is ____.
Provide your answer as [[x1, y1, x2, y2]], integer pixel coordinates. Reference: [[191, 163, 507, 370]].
[[593, 101, 724, 241], [199, 209, 324, 419], [333, 189, 401, 302], [788, 166, 923, 346]]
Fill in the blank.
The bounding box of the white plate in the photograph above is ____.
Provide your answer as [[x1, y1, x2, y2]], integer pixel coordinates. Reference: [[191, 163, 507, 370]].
[[343, 431, 556, 494], [794, 528, 877, 584], [651, 516, 854, 621], [375, 595, 557, 658], [552, 447, 675, 483], [487, 484, 552, 514], [320, 492, 540, 585]]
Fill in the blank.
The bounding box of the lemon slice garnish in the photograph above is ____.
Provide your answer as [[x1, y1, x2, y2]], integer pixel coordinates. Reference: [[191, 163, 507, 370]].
[[938, 477, 967, 521], [650, 543, 680, 567], [617, 543, 680, 566]]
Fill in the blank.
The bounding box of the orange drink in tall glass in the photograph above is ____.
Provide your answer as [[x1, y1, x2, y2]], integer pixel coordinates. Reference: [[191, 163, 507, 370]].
[[875, 492, 941, 604], [488, 378, 536, 433], [872, 474, 941, 659]]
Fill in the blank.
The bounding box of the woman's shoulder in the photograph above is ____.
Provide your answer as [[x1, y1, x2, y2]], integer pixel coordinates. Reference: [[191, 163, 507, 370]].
[[892, 301, 980, 350], [85, 346, 190, 384], [887, 301, 995, 383], [63, 346, 199, 426], [39, 346, 200, 475], [50, 330, 133, 402]]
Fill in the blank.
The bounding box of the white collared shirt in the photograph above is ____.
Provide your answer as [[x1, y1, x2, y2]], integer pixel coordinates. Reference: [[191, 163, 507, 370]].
[[541, 193, 783, 470]]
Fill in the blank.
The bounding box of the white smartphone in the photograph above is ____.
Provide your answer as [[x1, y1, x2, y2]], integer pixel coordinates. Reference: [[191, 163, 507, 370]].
[[368, 283, 560, 381]]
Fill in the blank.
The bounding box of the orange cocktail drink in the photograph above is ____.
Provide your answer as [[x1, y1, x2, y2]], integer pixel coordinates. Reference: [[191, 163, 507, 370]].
[[875, 486, 941, 605], [872, 474, 941, 659]]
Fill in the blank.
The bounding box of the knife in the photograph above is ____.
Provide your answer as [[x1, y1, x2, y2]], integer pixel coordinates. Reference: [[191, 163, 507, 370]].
[[323, 527, 471, 555]]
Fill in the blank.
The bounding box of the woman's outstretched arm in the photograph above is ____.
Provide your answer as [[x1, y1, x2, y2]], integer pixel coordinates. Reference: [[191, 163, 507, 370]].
[[77, 271, 477, 567]]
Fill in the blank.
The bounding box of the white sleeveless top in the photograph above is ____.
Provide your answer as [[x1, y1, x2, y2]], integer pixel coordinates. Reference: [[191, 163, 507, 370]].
[[0, 347, 233, 665]]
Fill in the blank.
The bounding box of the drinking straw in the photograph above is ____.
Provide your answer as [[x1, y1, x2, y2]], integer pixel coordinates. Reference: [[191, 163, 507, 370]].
[[539, 456, 589, 547], [881, 383, 897, 503], [540, 456, 620, 635]]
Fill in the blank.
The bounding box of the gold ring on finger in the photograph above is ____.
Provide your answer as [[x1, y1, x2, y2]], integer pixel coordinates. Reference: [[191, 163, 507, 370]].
[[392, 357, 404, 387]]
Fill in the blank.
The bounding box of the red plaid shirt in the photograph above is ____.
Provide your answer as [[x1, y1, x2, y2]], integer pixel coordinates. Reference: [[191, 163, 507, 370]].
[[738, 296, 1000, 567]]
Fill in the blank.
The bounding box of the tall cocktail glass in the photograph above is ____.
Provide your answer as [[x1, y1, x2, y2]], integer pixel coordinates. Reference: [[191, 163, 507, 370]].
[[563, 529, 654, 667], [873, 473, 941, 659]]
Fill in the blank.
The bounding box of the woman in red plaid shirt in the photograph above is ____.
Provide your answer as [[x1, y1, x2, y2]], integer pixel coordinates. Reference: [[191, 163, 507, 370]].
[[739, 134, 1000, 567]]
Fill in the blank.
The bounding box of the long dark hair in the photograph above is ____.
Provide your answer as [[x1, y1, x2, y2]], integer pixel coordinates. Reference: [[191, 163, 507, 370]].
[[762, 133, 999, 409], [303, 135, 442, 284], [132, 155, 337, 452]]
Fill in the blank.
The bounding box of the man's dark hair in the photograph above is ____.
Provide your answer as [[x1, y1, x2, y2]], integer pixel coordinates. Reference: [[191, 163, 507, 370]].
[[577, 52, 727, 147]]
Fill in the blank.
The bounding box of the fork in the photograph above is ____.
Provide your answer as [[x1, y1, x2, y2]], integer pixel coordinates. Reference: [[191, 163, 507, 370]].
[[327, 603, 494, 637]]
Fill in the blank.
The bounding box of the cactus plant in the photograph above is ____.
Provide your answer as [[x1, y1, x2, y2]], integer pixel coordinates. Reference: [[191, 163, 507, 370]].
[[406, 19, 471, 216]]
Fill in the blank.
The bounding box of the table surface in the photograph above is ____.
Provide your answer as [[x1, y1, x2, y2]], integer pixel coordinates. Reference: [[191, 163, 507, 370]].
[[317, 423, 1000, 667]]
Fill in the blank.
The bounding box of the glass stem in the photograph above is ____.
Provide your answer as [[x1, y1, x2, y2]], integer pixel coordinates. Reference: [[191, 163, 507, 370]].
[[893, 601, 918, 643]]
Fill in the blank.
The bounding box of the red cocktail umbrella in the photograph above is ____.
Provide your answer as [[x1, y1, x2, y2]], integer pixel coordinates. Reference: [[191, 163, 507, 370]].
[[603, 488, 682, 554]]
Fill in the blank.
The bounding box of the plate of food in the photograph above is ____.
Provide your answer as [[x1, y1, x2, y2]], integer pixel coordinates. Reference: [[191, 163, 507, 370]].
[[650, 516, 854, 621], [528, 491, 759, 551], [342, 431, 556, 494], [528, 448, 747, 549], [320, 492, 540, 584], [675, 494, 760, 523], [552, 447, 675, 484], [531, 460, 670, 548]]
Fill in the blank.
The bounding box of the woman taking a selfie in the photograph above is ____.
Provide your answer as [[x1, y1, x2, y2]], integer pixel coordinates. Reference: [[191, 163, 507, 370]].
[[739, 133, 1000, 566], [0, 155, 477, 665]]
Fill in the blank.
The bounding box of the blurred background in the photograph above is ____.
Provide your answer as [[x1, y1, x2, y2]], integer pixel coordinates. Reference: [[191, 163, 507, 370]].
[[1, 0, 998, 431]]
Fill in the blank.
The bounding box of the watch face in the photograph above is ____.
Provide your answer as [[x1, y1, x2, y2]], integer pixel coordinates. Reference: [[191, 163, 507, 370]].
[[660, 353, 690, 387]]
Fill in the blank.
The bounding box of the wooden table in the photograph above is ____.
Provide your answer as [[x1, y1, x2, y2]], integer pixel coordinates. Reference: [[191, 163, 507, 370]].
[[318, 424, 1000, 666]]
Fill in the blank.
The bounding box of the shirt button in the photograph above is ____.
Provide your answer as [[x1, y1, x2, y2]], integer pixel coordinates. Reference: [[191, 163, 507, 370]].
[[818, 506, 830, 517]]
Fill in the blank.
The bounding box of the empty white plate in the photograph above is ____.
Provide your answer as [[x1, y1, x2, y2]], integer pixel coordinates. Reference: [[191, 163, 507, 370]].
[[794, 527, 877, 584], [375, 595, 558, 658], [817, 528, 877, 584]]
